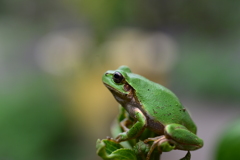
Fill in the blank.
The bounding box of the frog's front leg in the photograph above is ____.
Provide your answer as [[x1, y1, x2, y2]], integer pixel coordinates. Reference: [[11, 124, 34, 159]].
[[115, 108, 146, 142], [144, 124, 203, 160], [117, 105, 132, 132]]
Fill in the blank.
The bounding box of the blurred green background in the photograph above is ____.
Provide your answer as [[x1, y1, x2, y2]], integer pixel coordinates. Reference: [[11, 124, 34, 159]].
[[1, 1, 240, 160]]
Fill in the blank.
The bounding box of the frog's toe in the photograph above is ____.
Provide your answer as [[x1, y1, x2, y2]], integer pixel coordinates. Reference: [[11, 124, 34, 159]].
[[115, 132, 127, 142], [144, 135, 176, 160], [114, 136, 121, 143]]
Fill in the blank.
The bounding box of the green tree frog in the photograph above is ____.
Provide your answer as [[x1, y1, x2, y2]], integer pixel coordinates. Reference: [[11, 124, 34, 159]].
[[102, 66, 203, 160]]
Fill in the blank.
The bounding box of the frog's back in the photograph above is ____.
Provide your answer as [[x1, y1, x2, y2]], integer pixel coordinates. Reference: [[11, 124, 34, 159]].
[[128, 73, 197, 134]]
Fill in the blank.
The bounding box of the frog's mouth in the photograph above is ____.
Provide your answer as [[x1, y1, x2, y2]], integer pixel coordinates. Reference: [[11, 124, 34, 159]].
[[103, 82, 134, 103], [103, 83, 127, 96]]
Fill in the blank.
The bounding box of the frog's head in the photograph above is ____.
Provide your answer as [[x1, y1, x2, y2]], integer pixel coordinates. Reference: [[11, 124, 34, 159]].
[[102, 66, 134, 104]]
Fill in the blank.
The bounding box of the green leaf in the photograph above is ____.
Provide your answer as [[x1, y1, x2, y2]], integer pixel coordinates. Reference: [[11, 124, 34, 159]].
[[110, 148, 137, 160], [96, 139, 137, 160], [180, 151, 191, 160]]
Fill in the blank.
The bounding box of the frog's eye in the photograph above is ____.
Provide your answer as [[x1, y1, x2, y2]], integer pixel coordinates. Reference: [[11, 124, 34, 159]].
[[113, 72, 124, 83]]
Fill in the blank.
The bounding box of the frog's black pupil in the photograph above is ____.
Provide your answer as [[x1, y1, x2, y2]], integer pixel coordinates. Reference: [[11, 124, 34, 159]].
[[113, 72, 123, 83], [114, 74, 120, 78]]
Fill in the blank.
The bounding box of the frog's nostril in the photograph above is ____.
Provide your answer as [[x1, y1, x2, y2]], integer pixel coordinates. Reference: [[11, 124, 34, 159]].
[[105, 72, 109, 76]]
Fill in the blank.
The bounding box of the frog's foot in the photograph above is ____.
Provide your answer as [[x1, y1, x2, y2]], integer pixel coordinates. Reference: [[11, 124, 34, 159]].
[[144, 135, 176, 160], [164, 124, 203, 151], [115, 132, 128, 143], [144, 136, 164, 160]]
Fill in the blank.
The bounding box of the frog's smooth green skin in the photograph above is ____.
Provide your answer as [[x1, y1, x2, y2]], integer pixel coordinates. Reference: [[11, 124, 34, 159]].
[[102, 66, 203, 159]]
